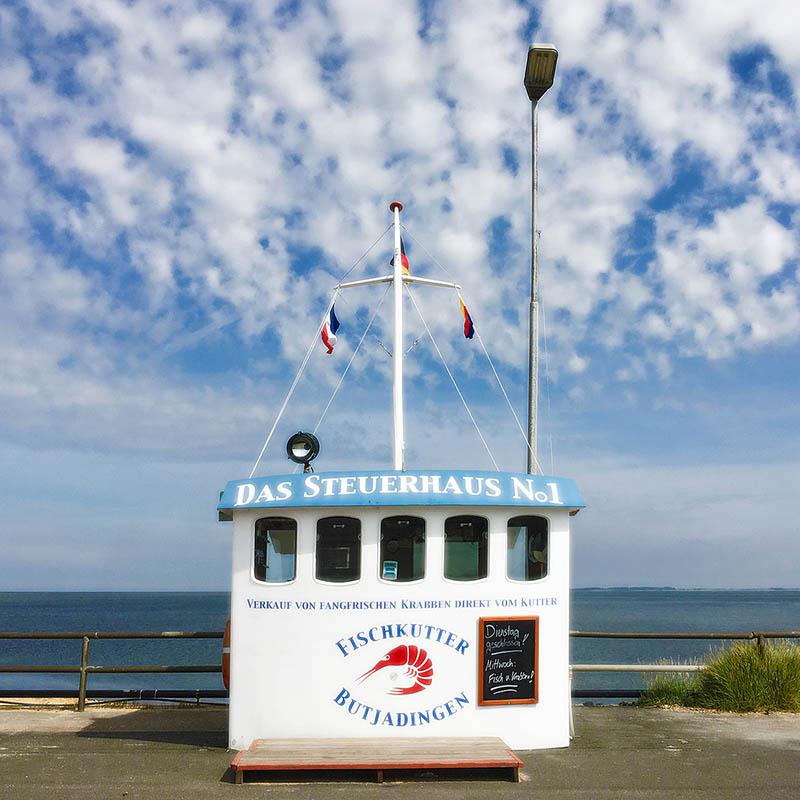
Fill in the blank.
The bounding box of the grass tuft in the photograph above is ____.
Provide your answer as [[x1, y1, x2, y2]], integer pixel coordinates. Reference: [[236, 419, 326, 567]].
[[636, 674, 695, 707], [694, 641, 800, 712], [636, 641, 800, 712], [636, 660, 698, 707]]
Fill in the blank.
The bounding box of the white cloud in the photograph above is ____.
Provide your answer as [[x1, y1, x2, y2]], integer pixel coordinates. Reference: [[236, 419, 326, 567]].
[[567, 354, 588, 374], [753, 148, 800, 203], [648, 197, 797, 357], [1, 0, 797, 400]]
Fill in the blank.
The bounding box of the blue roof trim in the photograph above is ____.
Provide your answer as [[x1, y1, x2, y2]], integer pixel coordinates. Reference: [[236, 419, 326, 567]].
[[218, 470, 584, 511]]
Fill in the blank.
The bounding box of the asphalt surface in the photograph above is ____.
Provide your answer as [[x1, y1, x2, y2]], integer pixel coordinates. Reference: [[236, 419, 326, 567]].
[[0, 703, 798, 799]]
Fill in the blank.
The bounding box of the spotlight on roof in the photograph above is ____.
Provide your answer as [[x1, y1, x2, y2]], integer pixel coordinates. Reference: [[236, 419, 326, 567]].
[[286, 432, 320, 473]]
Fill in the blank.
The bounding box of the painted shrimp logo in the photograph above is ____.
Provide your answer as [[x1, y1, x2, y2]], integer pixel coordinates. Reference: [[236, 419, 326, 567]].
[[357, 644, 434, 695]]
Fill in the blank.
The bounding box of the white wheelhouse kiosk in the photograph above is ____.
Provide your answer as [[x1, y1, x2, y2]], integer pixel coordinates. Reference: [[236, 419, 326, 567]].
[[218, 203, 584, 751]]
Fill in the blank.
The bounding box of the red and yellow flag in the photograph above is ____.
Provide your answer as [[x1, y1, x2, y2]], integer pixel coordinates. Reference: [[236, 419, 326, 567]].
[[459, 297, 475, 339], [390, 237, 410, 276]]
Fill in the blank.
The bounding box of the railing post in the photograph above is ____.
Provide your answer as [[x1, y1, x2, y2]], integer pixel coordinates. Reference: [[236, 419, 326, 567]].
[[77, 636, 90, 711]]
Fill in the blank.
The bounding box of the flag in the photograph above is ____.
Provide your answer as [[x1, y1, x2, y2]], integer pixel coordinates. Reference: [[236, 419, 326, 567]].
[[459, 297, 475, 339], [321, 305, 340, 354], [390, 237, 410, 276]]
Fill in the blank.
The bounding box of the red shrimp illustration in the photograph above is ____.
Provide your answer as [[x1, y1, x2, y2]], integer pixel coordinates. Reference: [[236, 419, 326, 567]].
[[357, 644, 434, 695]]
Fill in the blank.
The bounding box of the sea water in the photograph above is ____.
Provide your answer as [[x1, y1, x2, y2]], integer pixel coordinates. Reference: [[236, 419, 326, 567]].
[[0, 590, 798, 697], [0, 592, 230, 694], [570, 588, 800, 697]]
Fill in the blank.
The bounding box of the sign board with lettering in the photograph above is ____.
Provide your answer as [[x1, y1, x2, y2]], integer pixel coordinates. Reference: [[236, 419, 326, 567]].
[[218, 470, 584, 512], [478, 616, 538, 705]]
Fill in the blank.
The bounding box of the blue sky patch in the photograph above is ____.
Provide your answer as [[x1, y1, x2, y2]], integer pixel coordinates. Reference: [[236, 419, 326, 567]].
[[649, 144, 708, 212], [501, 143, 519, 175], [729, 44, 794, 106], [766, 201, 795, 228], [614, 211, 655, 275]]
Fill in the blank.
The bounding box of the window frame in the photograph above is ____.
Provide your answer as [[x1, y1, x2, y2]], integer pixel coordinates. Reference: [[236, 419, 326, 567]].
[[314, 515, 362, 584], [443, 514, 489, 582], [253, 516, 298, 585], [378, 514, 426, 583], [506, 514, 549, 582]]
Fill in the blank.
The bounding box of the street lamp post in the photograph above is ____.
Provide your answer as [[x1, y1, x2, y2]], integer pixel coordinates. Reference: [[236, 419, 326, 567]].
[[524, 44, 558, 474]]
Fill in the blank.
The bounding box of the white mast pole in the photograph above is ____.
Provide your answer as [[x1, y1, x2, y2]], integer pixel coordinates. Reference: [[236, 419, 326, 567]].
[[389, 201, 405, 471]]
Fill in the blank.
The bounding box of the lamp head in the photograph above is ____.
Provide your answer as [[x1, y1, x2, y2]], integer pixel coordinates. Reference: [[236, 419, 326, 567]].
[[524, 44, 558, 102]]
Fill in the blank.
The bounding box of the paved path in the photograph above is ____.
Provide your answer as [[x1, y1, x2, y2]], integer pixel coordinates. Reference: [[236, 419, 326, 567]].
[[0, 705, 797, 798]]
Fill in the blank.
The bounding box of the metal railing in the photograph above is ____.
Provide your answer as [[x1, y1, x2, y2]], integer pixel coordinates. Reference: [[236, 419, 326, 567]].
[[569, 629, 800, 698], [0, 631, 223, 710], [1, 629, 798, 708]]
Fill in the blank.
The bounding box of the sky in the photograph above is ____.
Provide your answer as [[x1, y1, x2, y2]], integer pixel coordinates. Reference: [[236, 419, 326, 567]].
[[1, 0, 798, 591]]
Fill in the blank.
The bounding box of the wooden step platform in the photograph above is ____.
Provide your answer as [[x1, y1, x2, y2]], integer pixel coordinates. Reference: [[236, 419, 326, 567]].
[[231, 736, 523, 783]]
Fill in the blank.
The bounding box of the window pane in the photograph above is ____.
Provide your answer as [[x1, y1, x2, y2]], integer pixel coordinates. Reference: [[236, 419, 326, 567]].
[[254, 518, 297, 583], [507, 515, 548, 581], [316, 517, 361, 582], [380, 516, 425, 582], [444, 515, 488, 581]]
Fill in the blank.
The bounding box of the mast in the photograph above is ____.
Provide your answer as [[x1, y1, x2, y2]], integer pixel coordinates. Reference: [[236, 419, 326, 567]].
[[390, 201, 405, 471], [331, 202, 460, 473]]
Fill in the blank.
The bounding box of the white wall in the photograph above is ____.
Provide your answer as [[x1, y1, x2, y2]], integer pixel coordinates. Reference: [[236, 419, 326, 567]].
[[228, 504, 571, 750]]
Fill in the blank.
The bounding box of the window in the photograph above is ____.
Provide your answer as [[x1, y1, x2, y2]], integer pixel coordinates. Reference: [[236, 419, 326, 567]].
[[380, 516, 425, 581], [444, 515, 488, 581], [316, 517, 361, 582], [254, 518, 297, 583], [507, 515, 548, 581]]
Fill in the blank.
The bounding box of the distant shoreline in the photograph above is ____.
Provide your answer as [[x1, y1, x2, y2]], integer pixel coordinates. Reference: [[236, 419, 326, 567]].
[[576, 586, 800, 591], [2, 587, 799, 593]]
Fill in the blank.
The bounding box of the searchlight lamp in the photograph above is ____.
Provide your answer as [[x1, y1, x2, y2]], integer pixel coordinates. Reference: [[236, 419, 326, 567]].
[[286, 431, 320, 473]]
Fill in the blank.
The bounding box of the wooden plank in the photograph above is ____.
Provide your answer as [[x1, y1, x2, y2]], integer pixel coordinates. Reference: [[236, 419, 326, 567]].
[[231, 736, 522, 783], [234, 736, 520, 767]]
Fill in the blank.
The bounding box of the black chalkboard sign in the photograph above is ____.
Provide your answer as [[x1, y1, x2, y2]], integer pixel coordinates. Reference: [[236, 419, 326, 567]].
[[478, 616, 538, 705]]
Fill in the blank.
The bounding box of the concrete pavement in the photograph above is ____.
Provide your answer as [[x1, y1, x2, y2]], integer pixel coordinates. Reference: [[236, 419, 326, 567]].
[[0, 704, 797, 799]]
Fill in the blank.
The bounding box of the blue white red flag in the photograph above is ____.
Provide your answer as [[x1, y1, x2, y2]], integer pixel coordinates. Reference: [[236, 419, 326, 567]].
[[321, 305, 340, 354]]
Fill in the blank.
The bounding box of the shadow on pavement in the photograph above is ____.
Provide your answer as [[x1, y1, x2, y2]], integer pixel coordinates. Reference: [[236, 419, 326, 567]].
[[226, 766, 519, 784], [75, 707, 229, 748]]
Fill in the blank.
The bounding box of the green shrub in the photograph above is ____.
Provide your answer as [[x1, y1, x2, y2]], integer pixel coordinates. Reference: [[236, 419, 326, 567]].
[[693, 641, 800, 712], [636, 641, 800, 712]]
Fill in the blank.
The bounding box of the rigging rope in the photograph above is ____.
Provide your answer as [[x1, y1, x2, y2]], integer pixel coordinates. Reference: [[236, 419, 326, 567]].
[[334, 290, 393, 358], [472, 320, 543, 475], [401, 226, 460, 284], [247, 226, 394, 477], [403, 226, 547, 473], [249, 221, 553, 477], [336, 224, 393, 283], [405, 336, 422, 355], [403, 225, 546, 473], [248, 291, 339, 479], [405, 286, 500, 471], [311, 284, 392, 436]]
